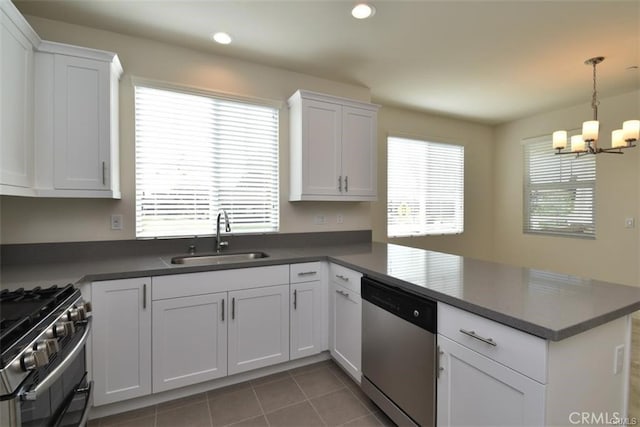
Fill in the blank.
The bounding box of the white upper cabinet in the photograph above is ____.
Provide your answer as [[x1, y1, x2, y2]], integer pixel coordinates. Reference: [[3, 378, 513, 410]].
[[0, 1, 38, 196], [289, 90, 378, 201], [34, 42, 122, 198], [0, 0, 122, 198]]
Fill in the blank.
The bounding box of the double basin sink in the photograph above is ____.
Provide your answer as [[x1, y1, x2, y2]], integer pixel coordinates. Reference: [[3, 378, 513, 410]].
[[171, 251, 269, 266]]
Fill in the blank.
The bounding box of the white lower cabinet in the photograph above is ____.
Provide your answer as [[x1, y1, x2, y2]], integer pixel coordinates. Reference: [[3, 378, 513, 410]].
[[152, 292, 227, 393], [290, 281, 323, 360], [330, 282, 361, 382], [91, 277, 151, 406], [437, 335, 545, 427], [329, 263, 363, 382], [228, 285, 290, 375], [437, 302, 630, 426]]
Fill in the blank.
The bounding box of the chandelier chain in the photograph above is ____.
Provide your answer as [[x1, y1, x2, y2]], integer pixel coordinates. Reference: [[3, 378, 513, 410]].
[[591, 60, 599, 120]]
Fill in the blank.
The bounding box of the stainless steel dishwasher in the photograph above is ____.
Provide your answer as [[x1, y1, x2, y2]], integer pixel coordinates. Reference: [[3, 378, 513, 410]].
[[361, 276, 437, 427]]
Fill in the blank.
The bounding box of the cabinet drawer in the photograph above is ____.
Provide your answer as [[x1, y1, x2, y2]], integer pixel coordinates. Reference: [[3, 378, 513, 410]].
[[329, 263, 362, 295], [290, 262, 322, 283], [152, 265, 289, 300], [438, 303, 547, 383]]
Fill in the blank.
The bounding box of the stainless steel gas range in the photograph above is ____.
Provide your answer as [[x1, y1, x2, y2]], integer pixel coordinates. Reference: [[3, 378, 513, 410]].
[[0, 284, 92, 427]]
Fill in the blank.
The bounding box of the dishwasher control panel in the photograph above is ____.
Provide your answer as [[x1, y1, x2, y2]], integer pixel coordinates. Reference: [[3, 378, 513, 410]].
[[361, 276, 436, 333]]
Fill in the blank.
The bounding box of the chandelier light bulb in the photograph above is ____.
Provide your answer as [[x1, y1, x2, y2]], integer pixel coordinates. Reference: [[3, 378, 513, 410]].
[[552, 130, 567, 150], [582, 120, 599, 142], [571, 135, 586, 152], [611, 129, 625, 149], [622, 120, 640, 142]]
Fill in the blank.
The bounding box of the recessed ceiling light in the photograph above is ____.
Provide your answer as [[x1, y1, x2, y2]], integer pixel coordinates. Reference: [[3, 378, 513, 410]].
[[351, 3, 375, 19], [212, 32, 232, 45]]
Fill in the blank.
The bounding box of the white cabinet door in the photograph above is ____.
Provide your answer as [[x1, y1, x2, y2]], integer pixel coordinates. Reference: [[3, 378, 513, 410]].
[[0, 6, 34, 191], [152, 292, 227, 393], [290, 281, 323, 360], [228, 285, 290, 375], [288, 90, 378, 201], [341, 106, 376, 198], [437, 335, 545, 427], [330, 281, 362, 382], [91, 278, 151, 406], [301, 99, 342, 196], [53, 54, 110, 190]]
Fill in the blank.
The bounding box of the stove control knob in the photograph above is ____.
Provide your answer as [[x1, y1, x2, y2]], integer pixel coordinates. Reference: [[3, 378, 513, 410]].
[[21, 350, 48, 371], [47, 321, 75, 338], [83, 301, 93, 314], [68, 302, 93, 321], [68, 307, 86, 321], [35, 339, 60, 357]]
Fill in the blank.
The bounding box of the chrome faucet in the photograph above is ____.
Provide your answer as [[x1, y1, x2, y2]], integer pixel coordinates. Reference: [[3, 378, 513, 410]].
[[216, 209, 231, 252]]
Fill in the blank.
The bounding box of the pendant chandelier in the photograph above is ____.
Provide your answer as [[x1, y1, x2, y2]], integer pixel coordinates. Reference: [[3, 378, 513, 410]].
[[552, 56, 639, 156]]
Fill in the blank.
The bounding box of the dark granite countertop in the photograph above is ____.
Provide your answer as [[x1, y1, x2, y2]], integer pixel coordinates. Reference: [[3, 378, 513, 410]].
[[2, 239, 639, 341]]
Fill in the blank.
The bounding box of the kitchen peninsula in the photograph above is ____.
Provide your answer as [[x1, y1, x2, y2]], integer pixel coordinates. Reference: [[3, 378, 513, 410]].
[[2, 234, 639, 425]]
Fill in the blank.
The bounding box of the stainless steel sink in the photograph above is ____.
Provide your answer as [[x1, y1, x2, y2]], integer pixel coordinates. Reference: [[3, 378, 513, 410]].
[[171, 251, 269, 265]]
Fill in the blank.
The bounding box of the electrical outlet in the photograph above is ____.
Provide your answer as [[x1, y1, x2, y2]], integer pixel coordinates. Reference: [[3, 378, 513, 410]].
[[614, 344, 625, 375], [625, 217, 635, 228], [313, 214, 327, 225], [111, 214, 123, 230], [336, 214, 344, 224]]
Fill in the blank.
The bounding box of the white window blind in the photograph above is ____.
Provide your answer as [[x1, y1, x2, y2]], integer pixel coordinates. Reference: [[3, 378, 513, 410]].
[[523, 135, 595, 238], [135, 85, 279, 238], [387, 137, 464, 237]]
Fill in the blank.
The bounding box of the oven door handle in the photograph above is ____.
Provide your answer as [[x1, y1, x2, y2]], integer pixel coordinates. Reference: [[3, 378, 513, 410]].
[[21, 318, 92, 401], [77, 380, 93, 427]]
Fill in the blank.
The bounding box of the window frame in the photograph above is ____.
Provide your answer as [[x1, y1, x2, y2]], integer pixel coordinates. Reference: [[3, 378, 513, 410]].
[[522, 133, 596, 239], [133, 79, 281, 239], [386, 135, 465, 238]]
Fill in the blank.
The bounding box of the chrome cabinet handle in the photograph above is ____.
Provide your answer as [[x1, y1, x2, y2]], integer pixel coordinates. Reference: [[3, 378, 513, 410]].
[[437, 346, 444, 378], [102, 161, 106, 185], [459, 328, 497, 347], [221, 298, 225, 321], [336, 274, 349, 282], [338, 176, 342, 192], [293, 289, 297, 310], [345, 176, 348, 192], [232, 297, 235, 320], [143, 284, 147, 309], [336, 289, 349, 298], [297, 271, 317, 276]]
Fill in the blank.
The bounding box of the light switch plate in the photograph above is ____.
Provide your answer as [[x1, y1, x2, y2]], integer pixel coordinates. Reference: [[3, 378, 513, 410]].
[[111, 214, 123, 230]]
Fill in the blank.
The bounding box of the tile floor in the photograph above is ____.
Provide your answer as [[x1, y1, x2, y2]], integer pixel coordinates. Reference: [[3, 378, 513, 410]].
[[89, 360, 394, 427]]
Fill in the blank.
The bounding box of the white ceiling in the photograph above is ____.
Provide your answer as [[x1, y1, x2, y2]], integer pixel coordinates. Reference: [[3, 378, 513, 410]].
[[13, 0, 640, 124]]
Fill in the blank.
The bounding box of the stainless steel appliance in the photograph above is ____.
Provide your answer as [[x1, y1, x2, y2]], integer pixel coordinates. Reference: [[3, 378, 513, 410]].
[[361, 276, 437, 426], [0, 284, 92, 427]]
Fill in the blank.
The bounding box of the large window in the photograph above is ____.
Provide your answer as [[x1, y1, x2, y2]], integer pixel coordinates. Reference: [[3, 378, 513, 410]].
[[387, 136, 464, 237], [523, 135, 595, 238], [135, 85, 279, 238]]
